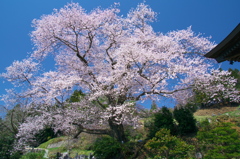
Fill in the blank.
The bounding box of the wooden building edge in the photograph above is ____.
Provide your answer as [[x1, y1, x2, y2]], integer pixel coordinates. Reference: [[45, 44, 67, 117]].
[[204, 23, 240, 63]]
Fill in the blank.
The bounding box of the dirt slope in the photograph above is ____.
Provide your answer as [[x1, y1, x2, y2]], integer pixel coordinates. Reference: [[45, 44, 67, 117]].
[[194, 106, 238, 116]]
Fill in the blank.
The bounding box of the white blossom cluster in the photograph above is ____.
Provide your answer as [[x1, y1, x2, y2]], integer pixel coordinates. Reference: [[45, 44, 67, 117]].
[[194, 70, 240, 103]]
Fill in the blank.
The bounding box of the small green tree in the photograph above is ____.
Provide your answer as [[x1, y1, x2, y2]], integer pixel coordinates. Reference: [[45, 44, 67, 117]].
[[67, 90, 85, 103], [147, 106, 175, 138], [0, 104, 27, 159], [197, 122, 240, 159], [150, 100, 158, 113], [0, 127, 21, 159], [92, 135, 122, 159], [173, 107, 197, 135], [145, 128, 194, 159]]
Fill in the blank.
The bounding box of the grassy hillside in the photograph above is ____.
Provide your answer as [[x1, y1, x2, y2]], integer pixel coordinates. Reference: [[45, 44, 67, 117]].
[[194, 106, 239, 121], [194, 106, 238, 116], [194, 106, 240, 133], [37, 133, 97, 158]]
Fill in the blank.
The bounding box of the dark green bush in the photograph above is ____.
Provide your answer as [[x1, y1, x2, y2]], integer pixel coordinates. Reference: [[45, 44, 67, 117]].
[[145, 128, 194, 159], [147, 106, 175, 138], [0, 126, 22, 159], [92, 135, 122, 159], [124, 125, 144, 141], [173, 107, 197, 135]]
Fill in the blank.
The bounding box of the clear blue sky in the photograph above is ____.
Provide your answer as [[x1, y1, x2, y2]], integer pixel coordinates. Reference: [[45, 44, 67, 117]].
[[0, 0, 240, 109]]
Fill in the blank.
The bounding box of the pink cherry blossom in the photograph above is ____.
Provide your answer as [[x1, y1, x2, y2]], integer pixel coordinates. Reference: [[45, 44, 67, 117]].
[[1, 3, 238, 147]]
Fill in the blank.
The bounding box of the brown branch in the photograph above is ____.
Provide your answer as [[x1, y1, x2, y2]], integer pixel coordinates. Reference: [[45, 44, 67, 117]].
[[106, 41, 116, 67], [54, 36, 89, 65]]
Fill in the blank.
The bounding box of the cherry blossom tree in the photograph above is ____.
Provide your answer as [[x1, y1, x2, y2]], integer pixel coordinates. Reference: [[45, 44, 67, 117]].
[[1, 3, 239, 147], [193, 69, 240, 106], [174, 69, 240, 108]]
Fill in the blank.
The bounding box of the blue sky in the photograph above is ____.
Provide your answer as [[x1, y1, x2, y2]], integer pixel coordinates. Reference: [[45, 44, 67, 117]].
[[0, 0, 240, 110]]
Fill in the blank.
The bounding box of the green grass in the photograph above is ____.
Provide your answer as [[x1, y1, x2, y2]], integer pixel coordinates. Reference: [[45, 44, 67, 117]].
[[48, 147, 66, 151], [38, 136, 67, 149], [194, 115, 211, 122], [194, 106, 240, 122], [20, 151, 45, 159], [69, 149, 93, 158], [37, 134, 96, 158], [224, 107, 240, 116], [47, 147, 67, 158]]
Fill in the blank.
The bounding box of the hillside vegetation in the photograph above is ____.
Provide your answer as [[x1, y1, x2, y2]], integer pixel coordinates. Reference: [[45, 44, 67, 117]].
[[19, 106, 240, 159]]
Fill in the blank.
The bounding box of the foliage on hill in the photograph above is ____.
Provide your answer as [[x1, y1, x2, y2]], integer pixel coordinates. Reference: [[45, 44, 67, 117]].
[[2, 105, 238, 159], [0, 105, 26, 159], [146, 106, 197, 138], [92, 135, 122, 159], [173, 107, 197, 135], [197, 121, 240, 158], [145, 128, 194, 159]]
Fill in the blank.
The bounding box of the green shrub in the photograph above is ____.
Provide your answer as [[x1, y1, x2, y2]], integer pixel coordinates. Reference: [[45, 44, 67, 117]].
[[173, 107, 197, 135], [20, 151, 45, 159], [147, 106, 175, 138], [92, 135, 122, 159], [124, 124, 146, 142], [197, 122, 240, 158], [198, 119, 214, 131], [145, 128, 194, 159], [0, 133, 22, 159]]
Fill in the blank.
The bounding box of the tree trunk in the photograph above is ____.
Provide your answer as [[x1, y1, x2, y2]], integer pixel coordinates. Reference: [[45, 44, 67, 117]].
[[108, 119, 127, 143]]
